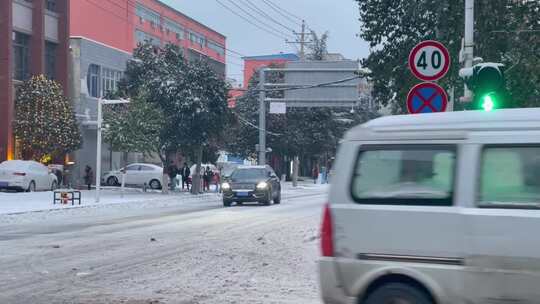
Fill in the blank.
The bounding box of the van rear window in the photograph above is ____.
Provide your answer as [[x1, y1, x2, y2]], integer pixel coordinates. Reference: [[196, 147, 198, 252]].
[[350, 145, 456, 206]]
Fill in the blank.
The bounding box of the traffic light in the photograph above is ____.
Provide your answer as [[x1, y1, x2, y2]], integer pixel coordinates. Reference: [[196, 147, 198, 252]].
[[480, 93, 496, 112], [459, 63, 506, 111]]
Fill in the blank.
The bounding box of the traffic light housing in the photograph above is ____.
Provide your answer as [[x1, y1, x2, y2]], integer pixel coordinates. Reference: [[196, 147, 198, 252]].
[[459, 63, 506, 111]]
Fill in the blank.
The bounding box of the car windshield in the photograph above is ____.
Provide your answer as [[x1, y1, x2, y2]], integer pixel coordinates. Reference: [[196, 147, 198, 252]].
[[231, 169, 266, 180]]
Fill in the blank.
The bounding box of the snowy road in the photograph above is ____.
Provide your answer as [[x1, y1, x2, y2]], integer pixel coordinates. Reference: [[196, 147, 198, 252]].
[[0, 186, 327, 304]]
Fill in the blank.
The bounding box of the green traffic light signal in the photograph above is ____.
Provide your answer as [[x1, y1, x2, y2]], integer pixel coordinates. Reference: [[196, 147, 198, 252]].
[[459, 62, 506, 111], [481, 94, 495, 112]]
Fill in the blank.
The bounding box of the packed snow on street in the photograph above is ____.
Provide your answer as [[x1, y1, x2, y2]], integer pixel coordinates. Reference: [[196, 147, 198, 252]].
[[0, 182, 328, 304]]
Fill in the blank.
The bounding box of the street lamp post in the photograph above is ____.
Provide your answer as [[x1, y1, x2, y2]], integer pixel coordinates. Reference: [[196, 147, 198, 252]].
[[95, 98, 130, 203]]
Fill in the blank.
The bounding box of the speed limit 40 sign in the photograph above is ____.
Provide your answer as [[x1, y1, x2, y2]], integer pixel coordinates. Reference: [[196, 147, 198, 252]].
[[409, 40, 450, 81]]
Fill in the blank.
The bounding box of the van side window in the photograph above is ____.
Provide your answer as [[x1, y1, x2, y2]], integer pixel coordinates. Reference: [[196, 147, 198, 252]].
[[351, 145, 456, 206], [479, 146, 540, 207]]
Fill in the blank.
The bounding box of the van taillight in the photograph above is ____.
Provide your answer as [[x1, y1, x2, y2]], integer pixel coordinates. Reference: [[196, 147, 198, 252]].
[[321, 203, 334, 257], [13, 172, 26, 176]]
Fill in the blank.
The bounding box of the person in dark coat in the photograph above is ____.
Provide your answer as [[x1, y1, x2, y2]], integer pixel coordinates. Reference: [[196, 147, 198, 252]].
[[167, 161, 178, 190], [203, 166, 213, 192], [54, 168, 63, 187], [312, 165, 319, 184], [83, 165, 93, 190], [181, 162, 191, 190]]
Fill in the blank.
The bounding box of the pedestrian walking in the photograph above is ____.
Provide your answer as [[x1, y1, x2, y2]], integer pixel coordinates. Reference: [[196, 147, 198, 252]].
[[181, 162, 191, 191], [312, 165, 319, 184], [52, 167, 63, 187], [213, 169, 221, 193], [84, 165, 93, 190], [167, 161, 178, 191], [203, 166, 213, 192], [320, 166, 327, 184]]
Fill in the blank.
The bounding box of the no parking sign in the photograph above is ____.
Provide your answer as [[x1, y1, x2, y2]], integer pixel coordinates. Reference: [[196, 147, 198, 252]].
[[407, 82, 448, 114]]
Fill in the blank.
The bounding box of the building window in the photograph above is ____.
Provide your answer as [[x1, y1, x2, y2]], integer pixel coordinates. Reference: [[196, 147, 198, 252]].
[[135, 4, 160, 26], [45, 41, 57, 79], [86, 64, 123, 98], [45, 0, 56, 11], [135, 30, 161, 47], [12, 31, 30, 81], [164, 18, 184, 38], [189, 32, 206, 47], [208, 40, 225, 56], [101, 67, 122, 97], [87, 64, 100, 98]]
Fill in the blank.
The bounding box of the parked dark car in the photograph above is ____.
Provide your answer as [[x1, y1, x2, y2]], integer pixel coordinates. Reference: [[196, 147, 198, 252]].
[[221, 165, 281, 207]]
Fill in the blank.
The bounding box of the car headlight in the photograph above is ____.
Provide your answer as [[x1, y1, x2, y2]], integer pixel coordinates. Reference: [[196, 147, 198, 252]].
[[221, 182, 231, 190], [256, 182, 268, 190]]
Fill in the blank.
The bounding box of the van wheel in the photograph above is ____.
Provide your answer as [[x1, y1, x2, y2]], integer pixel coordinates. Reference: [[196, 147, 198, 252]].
[[364, 283, 433, 304], [223, 200, 232, 207]]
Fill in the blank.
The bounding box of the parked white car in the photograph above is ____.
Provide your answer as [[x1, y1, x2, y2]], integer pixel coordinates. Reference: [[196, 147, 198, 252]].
[[103, 163, 163, 189], [0, 160, 58, 192]]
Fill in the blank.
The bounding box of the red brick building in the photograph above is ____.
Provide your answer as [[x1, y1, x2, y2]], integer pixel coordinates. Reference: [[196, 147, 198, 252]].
[[70, 0, 226, 74], [0, 0, 70, 162]]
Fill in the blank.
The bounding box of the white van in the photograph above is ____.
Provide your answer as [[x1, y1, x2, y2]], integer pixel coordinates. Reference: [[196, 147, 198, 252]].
[[320, 108, 540, 304]]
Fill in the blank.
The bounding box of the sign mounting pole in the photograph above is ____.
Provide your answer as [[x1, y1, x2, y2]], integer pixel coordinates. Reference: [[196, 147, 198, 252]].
[[462, 0, 474, 102], [258, 68, 266, 165]]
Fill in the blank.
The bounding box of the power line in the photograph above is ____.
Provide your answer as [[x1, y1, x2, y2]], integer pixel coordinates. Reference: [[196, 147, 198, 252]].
[[236, 75, 362, 92], [226, 60, 244, 67], [232, 111, 282, 136], [237, 0, 296, 32], [225, 48, 246, 58], [224, 0, 294, 39], [221, 0, 294, 39], [263, 0, 304, 21], [260, 0, 303, 26], [214, 0, 288, 41]]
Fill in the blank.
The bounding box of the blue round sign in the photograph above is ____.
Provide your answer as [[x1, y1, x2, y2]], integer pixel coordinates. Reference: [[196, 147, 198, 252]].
[[407, 82, 448, 114]]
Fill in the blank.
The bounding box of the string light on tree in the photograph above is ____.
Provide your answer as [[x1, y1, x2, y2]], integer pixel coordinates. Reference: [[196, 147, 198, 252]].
[[13, 75, 82, 162]]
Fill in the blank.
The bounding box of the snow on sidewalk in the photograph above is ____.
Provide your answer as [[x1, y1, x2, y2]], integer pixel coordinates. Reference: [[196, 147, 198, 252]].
[[0, 182, 328, 216], [0, 188, 217, 215]]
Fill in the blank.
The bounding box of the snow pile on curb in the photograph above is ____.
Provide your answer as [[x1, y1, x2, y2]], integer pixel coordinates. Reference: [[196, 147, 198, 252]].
[[0, 182, 328, 216]]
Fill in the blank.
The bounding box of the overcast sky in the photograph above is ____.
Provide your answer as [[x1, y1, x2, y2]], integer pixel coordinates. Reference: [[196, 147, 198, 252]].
[[161, 0, 370, 85]]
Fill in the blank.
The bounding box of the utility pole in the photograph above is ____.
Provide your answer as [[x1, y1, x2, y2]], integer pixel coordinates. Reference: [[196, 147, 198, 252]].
[[461, 0, 474, 102], [299, 20, 306, 59], [258, 68, 266, 165], [287, 20, 310, 60]]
